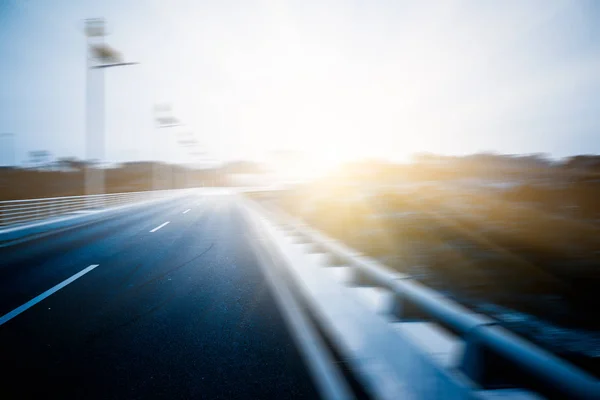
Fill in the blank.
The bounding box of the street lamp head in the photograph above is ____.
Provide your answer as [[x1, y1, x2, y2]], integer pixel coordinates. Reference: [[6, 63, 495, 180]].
[[90, 61, 139, 69], [90, 44, 123, 64], [154, 104, 172, 113], [85, 18, 106, 37], [156, 116, 180, 127]]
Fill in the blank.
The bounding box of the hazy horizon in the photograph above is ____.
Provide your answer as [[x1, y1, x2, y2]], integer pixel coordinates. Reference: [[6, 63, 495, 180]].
[[2, 0, 600, 174]]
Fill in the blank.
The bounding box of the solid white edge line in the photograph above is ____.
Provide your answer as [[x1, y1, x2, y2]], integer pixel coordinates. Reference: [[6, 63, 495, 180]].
[[183, 209, 191, 214], [0, 264, 100, 327], [150, 221, 170, 232], [243, 203, 354, 400]]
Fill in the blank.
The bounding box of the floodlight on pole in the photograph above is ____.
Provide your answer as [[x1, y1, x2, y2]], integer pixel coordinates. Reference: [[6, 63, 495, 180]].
[[85, 18, 105, 37], [91, 62, 139, 69], [84, 18, 138, 199], [153, 105, 184, 189], [175, 135, 199, 188]]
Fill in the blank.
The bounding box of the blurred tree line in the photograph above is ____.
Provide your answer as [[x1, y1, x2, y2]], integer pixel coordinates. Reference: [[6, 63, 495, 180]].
[[0, 159, 239, 201]]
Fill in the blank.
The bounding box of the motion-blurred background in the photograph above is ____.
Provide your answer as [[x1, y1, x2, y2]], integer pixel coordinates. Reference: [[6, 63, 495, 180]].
[[1, 0, 600, 380]]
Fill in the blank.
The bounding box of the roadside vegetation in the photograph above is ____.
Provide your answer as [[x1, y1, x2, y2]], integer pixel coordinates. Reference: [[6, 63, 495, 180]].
[[0, 159, 264, 200], [248, 154, 600, 377]]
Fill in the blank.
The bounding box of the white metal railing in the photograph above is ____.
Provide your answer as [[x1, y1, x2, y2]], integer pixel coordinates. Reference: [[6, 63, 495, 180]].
[[248, 200, 600, 400], [0, 189, 184, 228]]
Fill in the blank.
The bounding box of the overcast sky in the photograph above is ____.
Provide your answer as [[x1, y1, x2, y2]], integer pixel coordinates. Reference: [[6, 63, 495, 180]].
[[1, 0, 600, 168]]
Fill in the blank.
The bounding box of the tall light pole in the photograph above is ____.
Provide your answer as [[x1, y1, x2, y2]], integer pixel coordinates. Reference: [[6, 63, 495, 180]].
[[0, 133, 16, 167], [84, 18, 138, 198], [180, 137, 212, 188], [153, 104, 181, 190], [154, 110, 212, 189], [177, 133, 200, 188]]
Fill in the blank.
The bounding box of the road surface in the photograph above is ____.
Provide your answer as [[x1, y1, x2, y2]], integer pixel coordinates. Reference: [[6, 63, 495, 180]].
[[0, 192, 318, 399]]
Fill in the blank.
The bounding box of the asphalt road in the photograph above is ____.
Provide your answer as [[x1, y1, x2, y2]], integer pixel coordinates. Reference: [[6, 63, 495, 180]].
[[0, 192, 319, 399]]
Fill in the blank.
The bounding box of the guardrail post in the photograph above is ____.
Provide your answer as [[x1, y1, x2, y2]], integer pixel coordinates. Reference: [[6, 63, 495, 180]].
[[348, 267, 378, 287], [390, 291, 431, 322], [327, 253, 347, 267], [460, 323, 509, 389], [461, 327, 487, 383]]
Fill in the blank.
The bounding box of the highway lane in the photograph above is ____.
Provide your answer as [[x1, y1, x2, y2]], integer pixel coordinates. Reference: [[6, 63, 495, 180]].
[[0, 193, 319, 399], [0, 192, 205, 316]]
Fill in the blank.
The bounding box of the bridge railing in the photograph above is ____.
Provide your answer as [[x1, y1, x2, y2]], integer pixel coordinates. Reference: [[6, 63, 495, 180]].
[[255, 203, 600, 400], [0, 190, 182, 228]]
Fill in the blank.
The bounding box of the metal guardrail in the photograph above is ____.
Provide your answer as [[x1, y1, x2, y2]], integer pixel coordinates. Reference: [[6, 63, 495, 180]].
[[257, 204, 600, 400], [0, 190, 182, 228]]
